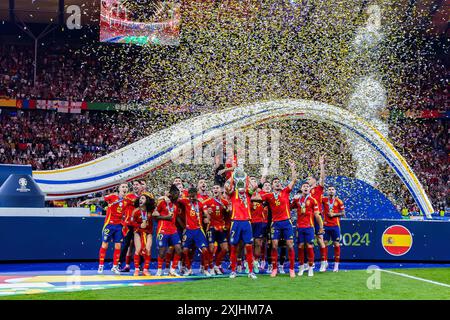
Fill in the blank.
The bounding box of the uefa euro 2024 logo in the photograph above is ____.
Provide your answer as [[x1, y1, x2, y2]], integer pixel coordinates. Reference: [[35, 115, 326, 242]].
[[17, 178, 31, 193]]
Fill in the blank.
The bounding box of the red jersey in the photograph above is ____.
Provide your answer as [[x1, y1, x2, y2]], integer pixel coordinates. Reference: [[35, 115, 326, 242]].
[[251, 198, 268, 223], [123, 193, 139, 226], [178, 198, 204, 230], [322, 196, 345, 227], [104, 194, 129, 225], [292, 194, 319, 228], [197, 193, 210, 202], [261, 187, 292, 222], [156, 200, 179, 235], [230, 190, 251, 221], [310, 185, 324, 213], [130, 208, 153, 233], [203, 197, 229, 231]]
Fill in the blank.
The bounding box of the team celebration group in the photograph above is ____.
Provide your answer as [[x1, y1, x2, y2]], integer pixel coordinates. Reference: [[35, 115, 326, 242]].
[[80, 155, 345, 279]]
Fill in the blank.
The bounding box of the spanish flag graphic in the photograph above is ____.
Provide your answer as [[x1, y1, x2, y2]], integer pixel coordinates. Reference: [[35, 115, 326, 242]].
[[382, 225, 413, 256]]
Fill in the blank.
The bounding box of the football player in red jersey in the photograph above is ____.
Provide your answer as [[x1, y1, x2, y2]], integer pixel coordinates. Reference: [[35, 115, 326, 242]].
[[178, 187, 211, 276], [164, 177, 187, 273], [174, 176, 189, 199], [120, 180, 144, 272], [249, 176, 269, 274], [322, 186, 345, 272], [260, 161, 298, 278], [225, 167, 259, 279], [128, 194, 156, 276], [196, 178, 211, 274], [197, 178, 210, 201], [80, 183, 130, 275], [260, 181, 272, 271], [307, 154, 328, 272], [153, 185, 183, 277], [292, 183, 323, 277], [203, 184, 230, 275]]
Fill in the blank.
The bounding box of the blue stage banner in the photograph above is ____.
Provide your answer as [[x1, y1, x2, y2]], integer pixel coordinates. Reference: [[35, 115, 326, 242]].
[[0, 217, 449, 262], [336, 219, 450, 261]]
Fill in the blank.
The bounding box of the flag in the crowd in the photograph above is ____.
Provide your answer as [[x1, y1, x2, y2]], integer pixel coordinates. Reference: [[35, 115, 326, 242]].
[[57, 100, 70, 113], [36, 100, 58, 110], [68, 101, 88, 113], [16, 99, 36, 109], [56, 101, 88, 113], [0, 98, 17, 107]]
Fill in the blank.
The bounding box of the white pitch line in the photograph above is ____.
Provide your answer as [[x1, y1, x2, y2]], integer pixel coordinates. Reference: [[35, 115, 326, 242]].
[[0, 282, 54, 289], [380, 269, 450, 288]]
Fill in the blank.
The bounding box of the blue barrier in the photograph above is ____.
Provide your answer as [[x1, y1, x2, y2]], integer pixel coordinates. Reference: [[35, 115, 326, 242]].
[[0, 216, 449, 262]]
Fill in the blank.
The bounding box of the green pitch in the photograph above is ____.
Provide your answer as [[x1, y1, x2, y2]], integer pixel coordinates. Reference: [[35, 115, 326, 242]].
[[2, 268, 450, 300]]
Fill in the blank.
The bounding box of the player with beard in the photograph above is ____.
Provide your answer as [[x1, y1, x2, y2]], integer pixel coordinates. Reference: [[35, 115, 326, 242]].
[[260, 181, 272, 272], [80, 183, 131, 275], [163, 177, 187, 274], [260, 161, 298, 278], [196, 178, 211, 274], [153, 185, 183, 277], [307, 155, 327, 272], [250, 181, 269, 274], [225, 168, 259, 279], [178, 187, 211, 276], [292, 183, 323, 277], [203, 184, 230, 275], [197, 179, 210, 201], [322, 185, 345, 272], [119, 180, 144, 272]]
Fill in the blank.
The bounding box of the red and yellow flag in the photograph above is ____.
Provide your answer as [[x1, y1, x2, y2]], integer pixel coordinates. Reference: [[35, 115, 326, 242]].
[[382, 225, 413, 256]]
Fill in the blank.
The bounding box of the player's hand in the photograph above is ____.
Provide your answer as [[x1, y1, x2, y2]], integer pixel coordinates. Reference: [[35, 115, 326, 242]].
[[318, 228, 325, 235], [152, 211, 160, 217], [141, 222, 147, 229]]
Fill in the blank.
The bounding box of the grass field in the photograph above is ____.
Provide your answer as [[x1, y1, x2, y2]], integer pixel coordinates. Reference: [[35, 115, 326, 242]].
[[2, 268, 450, 300]]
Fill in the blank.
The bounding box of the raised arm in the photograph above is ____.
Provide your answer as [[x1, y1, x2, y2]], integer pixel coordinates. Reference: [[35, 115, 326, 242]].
[[287, 160, 298, 190], [224, 178, 234, 195], [217, 165, 235, 176], [319, 155, 325, 187], [78, 196, 105, 207]]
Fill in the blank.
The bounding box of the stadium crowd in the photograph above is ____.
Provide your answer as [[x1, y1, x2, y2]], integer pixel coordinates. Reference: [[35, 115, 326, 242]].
[[0, 40, 448, 213], [0, 44, 144, 103]]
